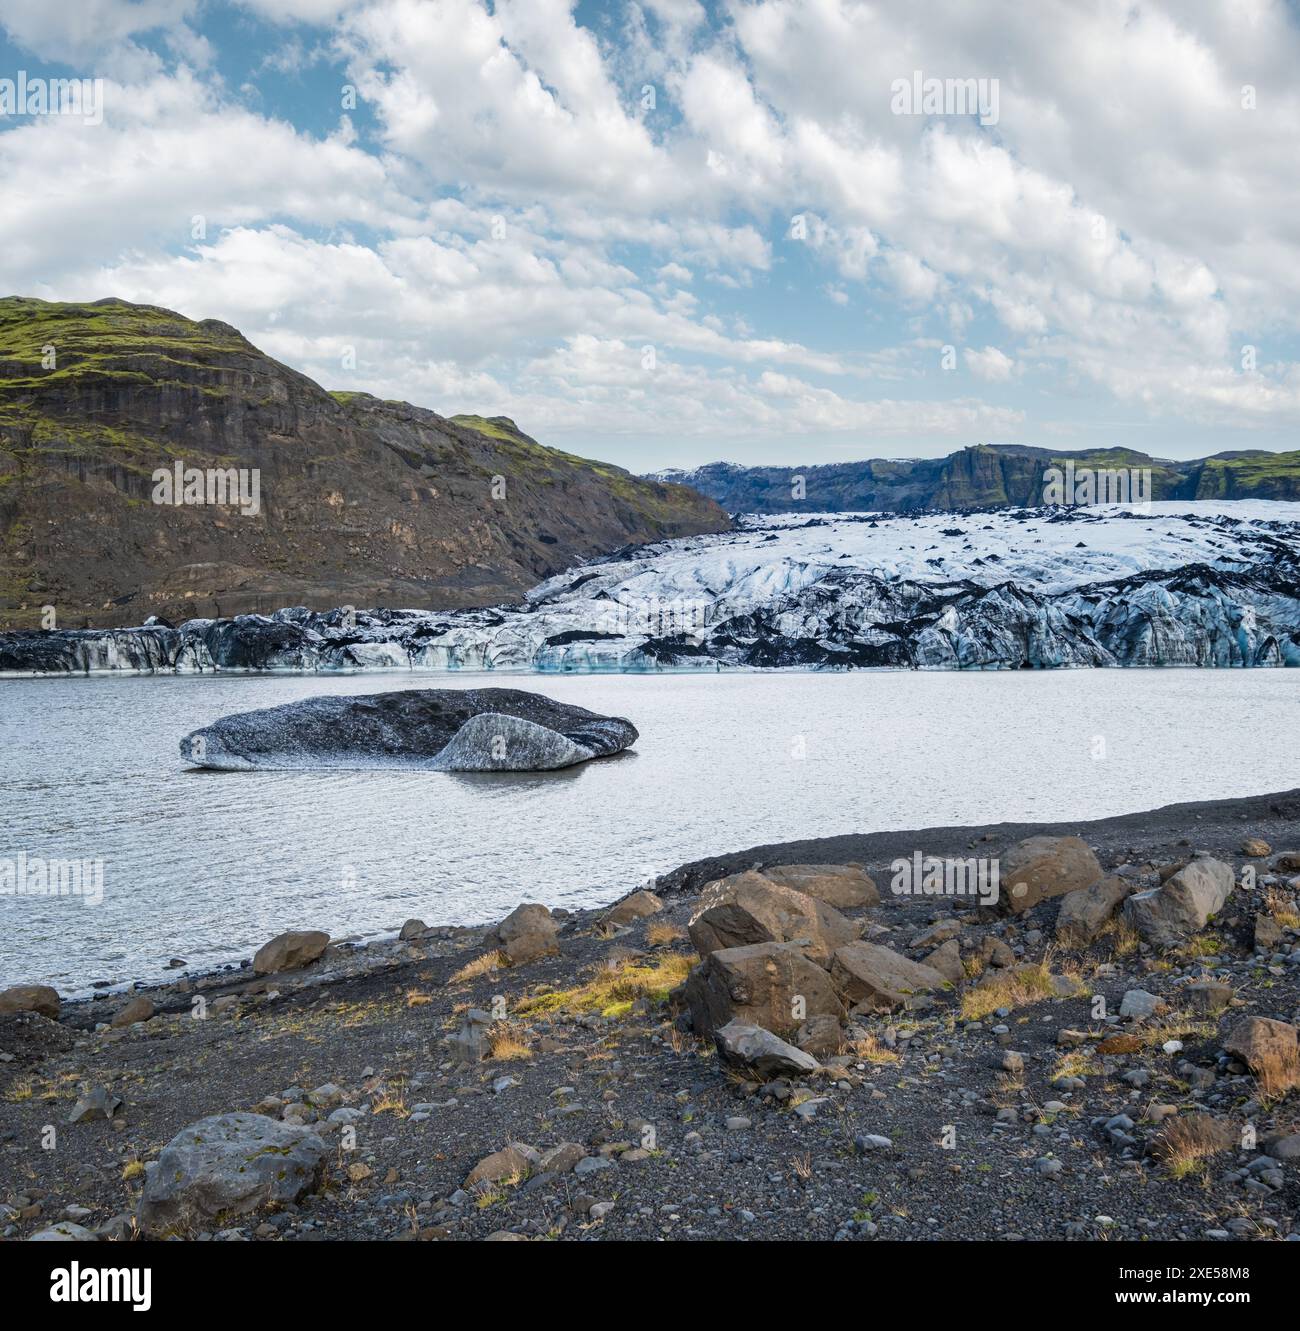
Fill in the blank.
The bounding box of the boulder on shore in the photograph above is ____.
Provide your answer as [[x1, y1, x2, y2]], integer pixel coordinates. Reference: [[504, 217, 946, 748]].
[[714, 1021, 820, 1079], [758, 863, 880, 910], [1123, 856, 1235, 947], [688, 870, 859, 964], [1055, 875, 1131, 947], [137, 1113, 328, 1235], [180, 687, 637, 772], [602, 889, 664, 929], [492, 903, 560, 964], [830, 941, 947, 1013], [683, 941, 842, 1039], [999, 835, 1102, 913], [253, 929, 330, 975], [0, 984, 60, 1020], [1222, 1016, 1299, 1092]]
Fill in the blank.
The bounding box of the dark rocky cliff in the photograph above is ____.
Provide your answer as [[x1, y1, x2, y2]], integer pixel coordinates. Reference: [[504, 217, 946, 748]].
[[0, 298, 729, 627]]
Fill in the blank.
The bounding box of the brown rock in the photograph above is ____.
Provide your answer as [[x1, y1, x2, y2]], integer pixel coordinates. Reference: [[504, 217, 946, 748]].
[[830, 941, 947, 1013], [1186, 980, 1234, 1015], [683, 941, 843, 1039], [1273, 852, 1300, 874], [1097, 1033, 1143, 1055], [759, 864, 880, 910], [1222, 1016, 1299, 1092], [794, 1014, 845, 1058], [923, 938, 966, 984], [111, 995, 155, 1028], [1055, 875, 1130, 947], [688, 871, 859, 965], [999, 836, 1103, 914], [1254, 913, 1283, 951], [1241, 838, 1271, 858], [491, 903, 559, 964], [0, 984, 60, 1020], [602, 890, 664, 928], [252, 930, 329, 975], [465, 1143, 537, 1190]]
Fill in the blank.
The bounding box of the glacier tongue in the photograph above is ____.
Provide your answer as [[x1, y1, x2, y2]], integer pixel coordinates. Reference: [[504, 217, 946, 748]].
[[3, 502, 1299, 674]]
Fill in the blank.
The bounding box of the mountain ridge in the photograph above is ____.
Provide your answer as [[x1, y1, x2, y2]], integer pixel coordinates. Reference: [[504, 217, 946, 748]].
[[648, 444, 1300, 513]]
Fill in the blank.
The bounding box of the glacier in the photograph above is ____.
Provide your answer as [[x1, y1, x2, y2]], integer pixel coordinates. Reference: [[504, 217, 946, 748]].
[[2, 501, 1299, 674]]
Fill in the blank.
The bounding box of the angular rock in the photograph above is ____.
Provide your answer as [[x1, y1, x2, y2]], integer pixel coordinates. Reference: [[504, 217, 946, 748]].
[[1254, 913, 1283, 951], [111, 995, 155, 1028], [999, 836, 1102, 914], [138, 1113, 328, 1235], [714, 1020, 820, 1079], [29, 1222, 97, 1241], [1119, 989, 1165, 1021], [830, 941, 947, 1013], [909, 918, 963, 949], [688, 870, 859, 965], [1123, 857, 1234, 947], [923, 938, 966, 985], [451, 1008, 494, 1063], [253, 929, 329, 975], [69, 1087, 123, 1122], [180, 688, 637, 772], [492, 903, 560, 964], [759, 863, 880, 910], [1186, 980, 1234, 1014], [1055, 875, 1130, 947], [602, 890, 664, 929], [1222, 1016, 1299, 1092], [465, 1143, 536, 1189], [0, 984, 60, 1020], [794, 1014, 844, 1058], [399, 919, 427, 940], [683, 941, 842, 1039]]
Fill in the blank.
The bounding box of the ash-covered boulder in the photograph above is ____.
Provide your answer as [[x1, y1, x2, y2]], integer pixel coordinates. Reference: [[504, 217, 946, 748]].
[[180, 687, 637, 772], [137, 1113, 328, 1235]]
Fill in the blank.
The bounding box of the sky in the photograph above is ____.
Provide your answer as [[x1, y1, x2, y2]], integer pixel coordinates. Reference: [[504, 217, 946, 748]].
[[2, 0, 1300, 473]]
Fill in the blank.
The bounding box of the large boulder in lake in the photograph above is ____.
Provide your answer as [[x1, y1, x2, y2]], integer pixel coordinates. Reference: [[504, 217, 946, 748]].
[[138, 1113, 328, 1235], [180, 687, 637, 772]]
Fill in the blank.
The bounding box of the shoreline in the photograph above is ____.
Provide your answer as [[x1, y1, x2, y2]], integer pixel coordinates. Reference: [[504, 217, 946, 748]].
[[25, 784, 1300, 1008], [3, 785, 1299, 1243]]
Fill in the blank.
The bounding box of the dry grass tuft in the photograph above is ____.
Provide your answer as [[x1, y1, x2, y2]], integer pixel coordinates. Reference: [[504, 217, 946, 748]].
[[843, 1033, 900, 1064], [1152, 1114, 1236, 1180], [646, 921, 687, 947], [516, 952, 694, 1019], [959, 960, 1055, 1022], [487, 1025, 533, 1061], [450, 951, 506, 984]]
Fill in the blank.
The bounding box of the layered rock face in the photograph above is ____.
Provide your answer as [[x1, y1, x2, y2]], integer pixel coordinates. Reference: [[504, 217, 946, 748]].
[[0, 298, 728, 628], [7, 501, 1298, 673], [179, 687, 638, 772]]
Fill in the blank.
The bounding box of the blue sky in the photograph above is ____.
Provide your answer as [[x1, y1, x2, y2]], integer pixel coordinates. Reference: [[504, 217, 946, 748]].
[[2, 0, 1299, 472]]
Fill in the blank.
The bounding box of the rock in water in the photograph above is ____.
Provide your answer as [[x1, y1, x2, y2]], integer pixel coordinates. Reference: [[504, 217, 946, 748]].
[[138, 1113, 328, 1235], [179, 687, 637, 772]]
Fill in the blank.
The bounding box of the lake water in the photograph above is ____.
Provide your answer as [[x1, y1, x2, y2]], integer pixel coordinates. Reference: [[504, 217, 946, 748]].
[[1, 669, 1296, 992]]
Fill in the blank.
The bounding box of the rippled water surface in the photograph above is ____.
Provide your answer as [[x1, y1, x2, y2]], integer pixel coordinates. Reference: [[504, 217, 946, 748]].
[[1, 669, 1296, 991]]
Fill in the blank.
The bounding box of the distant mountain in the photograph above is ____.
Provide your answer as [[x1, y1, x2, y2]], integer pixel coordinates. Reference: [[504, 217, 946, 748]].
[[648, 444, 1300, 513], [0, 298, 728, 628]]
